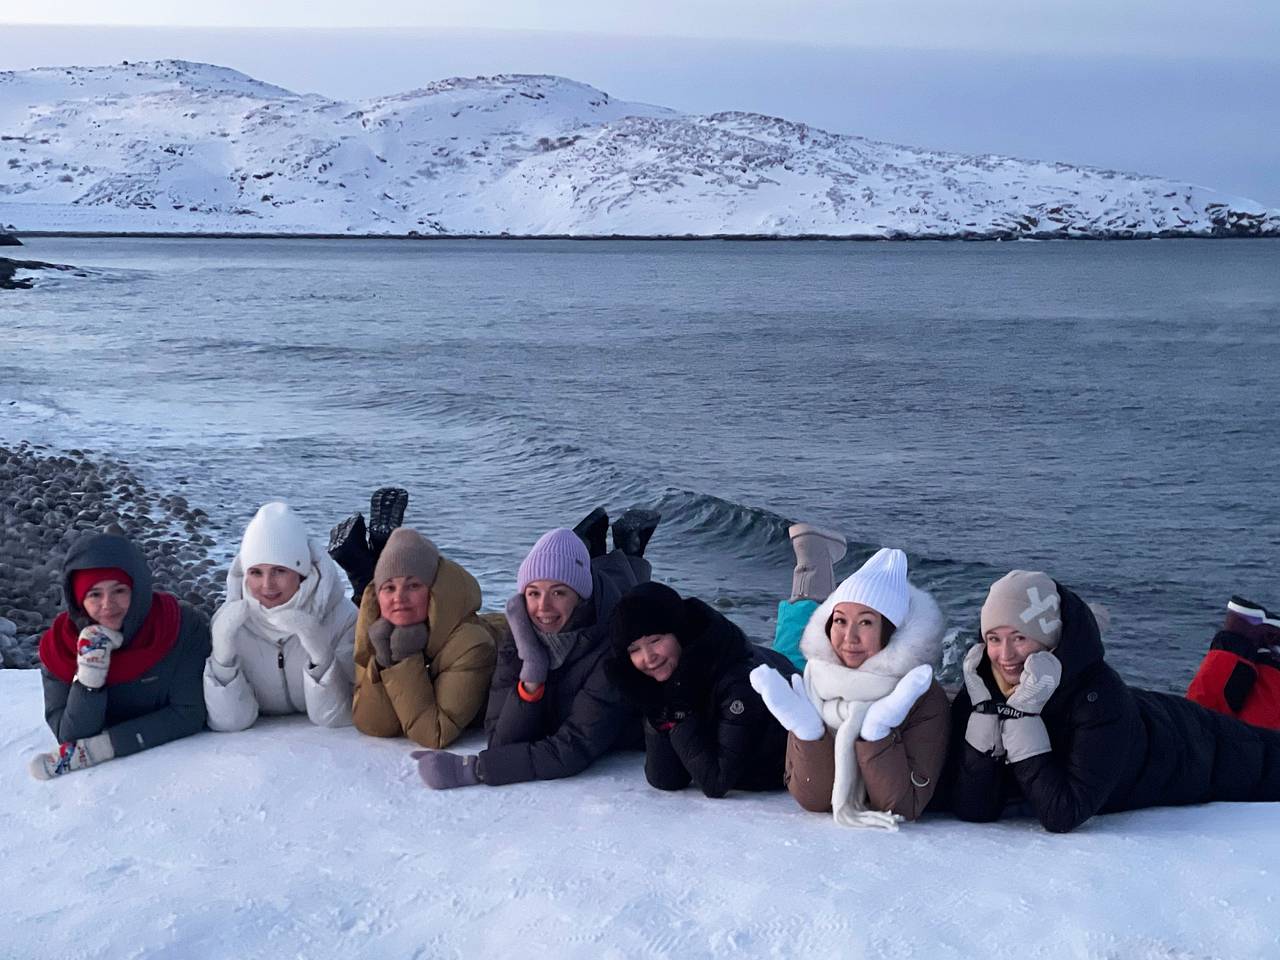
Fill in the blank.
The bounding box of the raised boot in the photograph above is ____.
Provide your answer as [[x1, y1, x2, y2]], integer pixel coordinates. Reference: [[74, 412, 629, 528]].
[[368, 487, 409, 556], [328, 512, 375, 605], [612, 508, 661, 558], [572, 506, 610, 559], [788, 522, 847, 601]]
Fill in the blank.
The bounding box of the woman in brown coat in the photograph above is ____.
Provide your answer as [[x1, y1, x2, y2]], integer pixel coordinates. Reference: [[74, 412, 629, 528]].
[[751, 546, 950, 829], [352, 528, 497, 748]]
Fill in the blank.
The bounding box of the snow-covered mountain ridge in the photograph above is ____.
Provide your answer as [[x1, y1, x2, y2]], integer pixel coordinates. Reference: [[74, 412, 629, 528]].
[[2, 59, 1276, 238]]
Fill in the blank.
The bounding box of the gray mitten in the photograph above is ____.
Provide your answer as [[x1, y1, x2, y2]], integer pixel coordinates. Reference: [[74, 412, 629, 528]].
[[367, 618, 394, 669], [506, 593, 548, 687], [29, 733, 115, 781], [411, 750, 482, 789], [75, 624, 125, 689], [962, 642, 1003, 756], [1002, 652, 1061, 764], [390, 623, 428, 665]]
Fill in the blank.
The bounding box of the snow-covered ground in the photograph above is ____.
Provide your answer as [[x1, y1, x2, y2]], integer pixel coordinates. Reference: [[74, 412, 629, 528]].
[[4, 670, 1278, 959], [1, 60, 1277, 239]]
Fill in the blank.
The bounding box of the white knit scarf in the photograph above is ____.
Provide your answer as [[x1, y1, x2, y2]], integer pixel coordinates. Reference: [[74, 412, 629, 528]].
[[804, 659, 906, 830]]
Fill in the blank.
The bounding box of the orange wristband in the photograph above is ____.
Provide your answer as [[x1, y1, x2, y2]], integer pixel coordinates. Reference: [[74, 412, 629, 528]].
[[517, 681, 545, 703]]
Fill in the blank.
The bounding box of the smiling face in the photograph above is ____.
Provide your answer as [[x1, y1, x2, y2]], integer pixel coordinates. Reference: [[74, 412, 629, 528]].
[[81, 579, 132, 632], [984, 626, 1049, 686], [828, 602, 886, 669], [245, 564, 303, 609], [378, 575, 431, 627], [523, 580, 581, 635], [627, 632, 682, 683]]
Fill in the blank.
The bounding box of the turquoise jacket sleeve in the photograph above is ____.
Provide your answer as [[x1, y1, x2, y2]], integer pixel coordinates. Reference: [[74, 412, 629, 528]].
[[772, 599, 818, 672]]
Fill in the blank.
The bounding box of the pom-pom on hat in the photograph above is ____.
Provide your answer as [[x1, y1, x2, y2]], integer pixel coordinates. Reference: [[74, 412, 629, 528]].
[[240, 501, 313, 577], [374, 528, 441, 590], [70, 567, 133, 605], [611, 581, 687, 653], [980, 570, 1063, 649], [517, 528, 593, 600], [828, 547, 909, 629]]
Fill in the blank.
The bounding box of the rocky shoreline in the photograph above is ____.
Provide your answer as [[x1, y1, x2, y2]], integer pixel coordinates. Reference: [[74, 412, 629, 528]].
[[0, 443, 225, 668]]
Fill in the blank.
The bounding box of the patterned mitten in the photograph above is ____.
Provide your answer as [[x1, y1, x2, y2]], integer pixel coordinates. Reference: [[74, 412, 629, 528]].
[[749, 665, 824, 741], [75, 624, 125, 689], [29, 733, 115, 781], [861, 664, 933, 741], [962, 642, 1003, 756], [506, 593, 548, 686], [1003, 652, 1062, 763], [411, 750, 482, 789]]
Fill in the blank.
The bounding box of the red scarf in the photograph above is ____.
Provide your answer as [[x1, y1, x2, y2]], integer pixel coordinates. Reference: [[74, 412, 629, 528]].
[[39, 592, 183, 686]]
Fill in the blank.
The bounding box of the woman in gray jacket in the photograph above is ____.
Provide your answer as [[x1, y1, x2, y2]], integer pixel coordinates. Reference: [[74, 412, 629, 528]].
[[29, 532, 210, 779]]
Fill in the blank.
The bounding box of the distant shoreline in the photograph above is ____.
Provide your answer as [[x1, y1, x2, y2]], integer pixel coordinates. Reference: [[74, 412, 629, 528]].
[[10, 230, 1280, 242]]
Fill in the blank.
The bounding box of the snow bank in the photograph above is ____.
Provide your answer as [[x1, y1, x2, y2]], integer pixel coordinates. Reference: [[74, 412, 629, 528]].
[[4, 671, 1278, 958]]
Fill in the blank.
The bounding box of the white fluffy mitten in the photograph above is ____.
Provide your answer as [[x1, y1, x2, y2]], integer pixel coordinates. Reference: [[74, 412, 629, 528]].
[[270, 608, 332, 673], [749, 665, 825, 741], [75, 624, 124, 689], [962, 642, 1003, 756], [28, 733, 115, 781], [210, 599, 250, 669], [861, 664, 933, 741], [1002, 652, 1062, 764]]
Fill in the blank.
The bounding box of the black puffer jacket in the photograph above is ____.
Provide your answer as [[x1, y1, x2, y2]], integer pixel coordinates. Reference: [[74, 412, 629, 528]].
[[947, 583, 1280, 832], [480, 551, 644, 785], [608, 597, 796, 798]]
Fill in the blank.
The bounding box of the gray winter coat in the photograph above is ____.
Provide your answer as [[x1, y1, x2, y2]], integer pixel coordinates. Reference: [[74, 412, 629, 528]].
[[39, 533, 210, 757]]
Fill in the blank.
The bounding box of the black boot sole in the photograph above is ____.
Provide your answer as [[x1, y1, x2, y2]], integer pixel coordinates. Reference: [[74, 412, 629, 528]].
[[368, 487, 409, 554], [612, 508, 661, 558], [573, 506, 610, 558], [328, 512, 375, 574]]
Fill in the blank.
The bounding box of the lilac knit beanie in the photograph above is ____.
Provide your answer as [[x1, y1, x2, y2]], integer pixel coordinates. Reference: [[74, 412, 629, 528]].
[[517, 528, 593, 600]]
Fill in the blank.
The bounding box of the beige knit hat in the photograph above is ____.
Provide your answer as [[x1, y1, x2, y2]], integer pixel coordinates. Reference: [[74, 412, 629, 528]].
[[373, 528, 440, 590], [980, 570, 1062, 649]]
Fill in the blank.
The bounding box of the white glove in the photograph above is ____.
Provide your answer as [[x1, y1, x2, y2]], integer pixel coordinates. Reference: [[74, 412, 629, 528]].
[[270, 608, 331, 673], [749, 665, 824, 741], [962, 642, 1003, 756], [1003, 652, 1062, 764], [861, 664, 933, 742], [75, 624, 124, 689], [210, 600, 250, 668], [28, 733, 115, 780]]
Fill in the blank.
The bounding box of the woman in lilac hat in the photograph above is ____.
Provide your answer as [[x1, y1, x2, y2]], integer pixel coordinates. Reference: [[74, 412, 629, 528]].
[[408, 519, 654, 789]]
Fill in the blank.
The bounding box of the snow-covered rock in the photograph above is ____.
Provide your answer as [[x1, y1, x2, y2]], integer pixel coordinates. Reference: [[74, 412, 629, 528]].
[[4, 670, 1280, 958], [0, 59, 1277, 238]]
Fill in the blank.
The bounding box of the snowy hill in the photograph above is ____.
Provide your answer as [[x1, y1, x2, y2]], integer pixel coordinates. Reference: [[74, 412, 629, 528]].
[[5, 670, 1280, 958], [1, 60, 1277, 238]]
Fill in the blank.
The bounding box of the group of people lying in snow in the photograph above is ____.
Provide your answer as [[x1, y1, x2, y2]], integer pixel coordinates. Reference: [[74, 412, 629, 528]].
[[28, 488, 1280, 834]]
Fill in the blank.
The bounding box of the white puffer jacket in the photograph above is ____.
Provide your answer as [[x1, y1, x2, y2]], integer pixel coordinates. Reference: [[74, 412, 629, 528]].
[[204, 539, 357, 731]]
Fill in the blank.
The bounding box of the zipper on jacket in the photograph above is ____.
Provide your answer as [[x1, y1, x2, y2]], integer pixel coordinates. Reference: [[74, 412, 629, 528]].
[[276, 639, 290, 705]]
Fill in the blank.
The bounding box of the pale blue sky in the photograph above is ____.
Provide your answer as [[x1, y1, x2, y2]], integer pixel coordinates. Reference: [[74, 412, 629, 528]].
[[4, 4, 1278, 204]]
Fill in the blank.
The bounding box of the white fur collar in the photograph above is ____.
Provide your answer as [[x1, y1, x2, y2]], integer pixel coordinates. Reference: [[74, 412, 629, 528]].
[[799, 582, 945, 678]]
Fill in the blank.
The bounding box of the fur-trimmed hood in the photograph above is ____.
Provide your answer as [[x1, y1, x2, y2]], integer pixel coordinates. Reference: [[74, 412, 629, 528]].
[[799, 582, 945, 678]]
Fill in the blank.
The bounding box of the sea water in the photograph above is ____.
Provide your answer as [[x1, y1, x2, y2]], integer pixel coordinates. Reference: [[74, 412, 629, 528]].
[[3, 236, 1278, 690]]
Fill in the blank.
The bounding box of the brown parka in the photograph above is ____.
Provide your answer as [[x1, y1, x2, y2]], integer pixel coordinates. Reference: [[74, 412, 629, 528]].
[[352, 555, 498, 748]]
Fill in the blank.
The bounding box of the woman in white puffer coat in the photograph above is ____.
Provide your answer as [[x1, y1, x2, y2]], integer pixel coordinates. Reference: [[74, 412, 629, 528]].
[[204, 502, 357, 731]]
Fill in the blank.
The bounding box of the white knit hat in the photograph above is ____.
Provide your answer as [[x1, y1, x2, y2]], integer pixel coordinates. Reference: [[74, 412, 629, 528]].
[[240, 501, 314, 577], [828, 547, 909, 628]]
